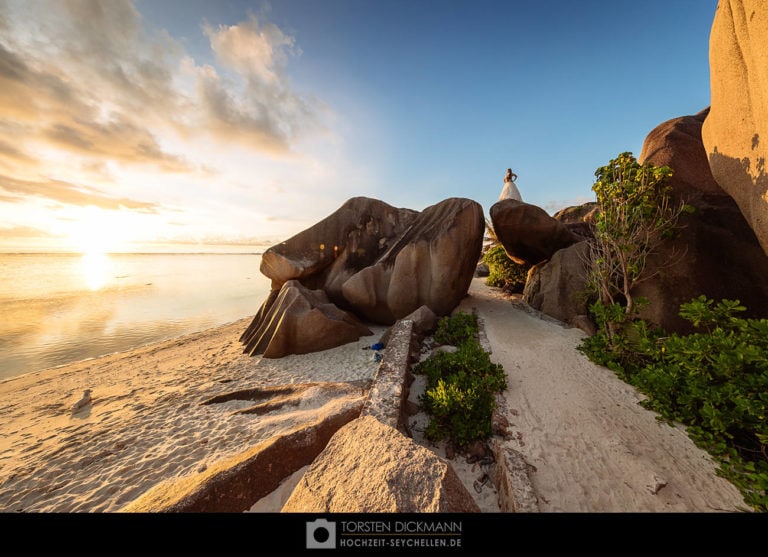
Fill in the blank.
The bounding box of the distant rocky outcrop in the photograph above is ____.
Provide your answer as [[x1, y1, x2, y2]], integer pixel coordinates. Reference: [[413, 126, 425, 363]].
[[281, 415, 481, 512], [702, 0, 768, 256], [243, 197, 484, 357], [489, 199, 582, 266]]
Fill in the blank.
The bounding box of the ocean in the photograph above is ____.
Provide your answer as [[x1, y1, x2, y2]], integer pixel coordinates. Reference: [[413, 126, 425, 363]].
[[0, 252, 272, 381]]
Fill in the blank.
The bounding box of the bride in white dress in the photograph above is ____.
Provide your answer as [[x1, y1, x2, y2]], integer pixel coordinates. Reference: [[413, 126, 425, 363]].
[[498, 168, 523, 202]]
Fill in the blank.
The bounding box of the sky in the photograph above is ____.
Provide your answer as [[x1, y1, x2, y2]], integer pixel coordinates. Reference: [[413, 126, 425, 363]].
[[0, 0, 718, 253]]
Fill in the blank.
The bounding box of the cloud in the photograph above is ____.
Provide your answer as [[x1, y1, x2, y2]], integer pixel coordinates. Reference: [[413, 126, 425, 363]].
[[197, 14, 320, 153], [44, 118, 192, 172], [0, 1, 323, 172], [0, 139, 33, 162], [0, 225, 60, 239], [0, 174, 161, 213], [0, 1, 333, 247], [0, 16, 189, 170]]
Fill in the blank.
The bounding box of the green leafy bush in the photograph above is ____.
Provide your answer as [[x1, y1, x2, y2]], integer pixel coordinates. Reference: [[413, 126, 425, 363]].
[[578, 296, 768, 511], [414, 314, 506, 448], [433, 311, 479, 346], [482, 244, 531, 293], [586, 152, 688, 345]]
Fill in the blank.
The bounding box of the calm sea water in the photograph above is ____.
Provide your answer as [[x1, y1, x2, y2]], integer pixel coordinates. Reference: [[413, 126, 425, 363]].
[[0, 253, 272, 381]]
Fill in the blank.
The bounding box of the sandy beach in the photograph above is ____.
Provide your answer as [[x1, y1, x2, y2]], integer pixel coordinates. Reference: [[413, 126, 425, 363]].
[[0, 278, 751, 513], [0, 316, 387, 513]]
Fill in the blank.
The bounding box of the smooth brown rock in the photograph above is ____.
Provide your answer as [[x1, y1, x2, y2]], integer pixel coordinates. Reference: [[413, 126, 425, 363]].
[[641, 109, 725, 199], [490, 199, 581, 266], [523, 241, 590, 325], [244, 197, 484, 358], [638, 108, 768, 332], [259, 197, 418, 291], [240, 280, 373, 358], [342, 197, 485, 323]]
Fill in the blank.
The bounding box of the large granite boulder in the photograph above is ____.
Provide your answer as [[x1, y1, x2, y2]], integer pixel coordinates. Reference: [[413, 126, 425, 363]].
[[490, 199, 581, 266], [281, 415, 480, 512], [340, 197, 485, 323], [702, 0, 768, 256], [523, 241, 591, 327], [259, 197, 418, 292], [240, 280, 373, 358], [643, 109, 724, 198], [246, 197, 484, 358], [639, 111, 768, 332]]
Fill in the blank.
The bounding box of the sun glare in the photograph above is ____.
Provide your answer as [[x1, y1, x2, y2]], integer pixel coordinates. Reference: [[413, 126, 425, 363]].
[[80, 251, 112, 291], [67, 206, 137, 256]]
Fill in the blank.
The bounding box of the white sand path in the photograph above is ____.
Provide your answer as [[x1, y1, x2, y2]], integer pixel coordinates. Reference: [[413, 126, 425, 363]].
[[457, 277, 750, 512]]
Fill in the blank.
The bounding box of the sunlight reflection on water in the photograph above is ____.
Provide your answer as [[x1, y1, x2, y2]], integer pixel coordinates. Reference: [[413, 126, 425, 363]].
[[0, 253, 271, 381], [80, 252, 112, 291]]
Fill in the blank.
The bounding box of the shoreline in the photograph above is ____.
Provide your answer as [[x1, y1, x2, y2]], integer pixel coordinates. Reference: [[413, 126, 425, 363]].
[[0, 316, 257, 387], [0, 316, 387, 512]]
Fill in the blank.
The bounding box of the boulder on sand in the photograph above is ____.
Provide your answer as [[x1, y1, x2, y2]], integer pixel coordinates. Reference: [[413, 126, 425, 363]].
[[240, 280, 373, 358], [281, 415, 480, 513], [243, 197, 484, 357]]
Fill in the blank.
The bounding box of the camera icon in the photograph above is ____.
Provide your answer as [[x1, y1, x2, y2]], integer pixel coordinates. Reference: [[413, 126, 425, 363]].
[[306, 519, 336, 549]]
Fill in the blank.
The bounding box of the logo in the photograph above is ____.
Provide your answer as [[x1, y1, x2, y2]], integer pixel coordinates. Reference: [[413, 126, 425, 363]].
[[306, 519, 336, 549]]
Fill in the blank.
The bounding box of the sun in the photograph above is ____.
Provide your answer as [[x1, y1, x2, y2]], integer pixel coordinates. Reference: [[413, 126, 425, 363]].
[[67, 206, 135, 256], [79, 251, 113, 290]]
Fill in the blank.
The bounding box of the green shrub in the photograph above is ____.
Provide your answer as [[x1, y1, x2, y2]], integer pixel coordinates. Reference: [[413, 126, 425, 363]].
[[433, 311, 478, 346], [482, 244, 531, 293], [414, 315, 506, 448], [578, 295, 768, 512]]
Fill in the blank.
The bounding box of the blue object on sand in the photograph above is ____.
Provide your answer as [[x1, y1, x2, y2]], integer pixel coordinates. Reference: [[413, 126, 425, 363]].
[[371, 342, 384, 351]]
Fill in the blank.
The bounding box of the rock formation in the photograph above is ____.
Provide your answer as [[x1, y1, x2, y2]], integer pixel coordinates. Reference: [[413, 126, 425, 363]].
[[120, 383, 366, 513], [702, 0, 768, 256], [489, 199, 582, 266], [281, 415, 481, 512], [638, 110, 768, 332], [522, 241, 591, 328], [240, 280, 373, 358], [259, 197, 418, 292], [243, 197, 484, 357], [340, 197, 485, 323], [378, 304, 438, 348], [524, 109, 768, 334]]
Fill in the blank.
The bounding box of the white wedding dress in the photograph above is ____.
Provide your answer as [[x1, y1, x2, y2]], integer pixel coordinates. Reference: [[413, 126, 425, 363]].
[[498, 178, 522, 202]]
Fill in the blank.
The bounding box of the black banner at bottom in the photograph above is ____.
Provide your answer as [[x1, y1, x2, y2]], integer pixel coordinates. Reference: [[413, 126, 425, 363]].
[[10, 511, 761, 552]]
